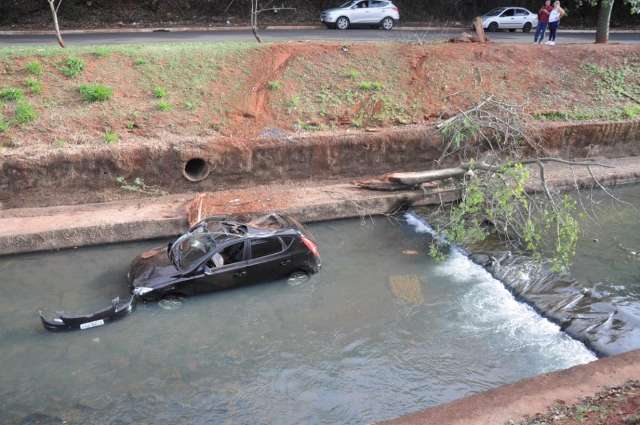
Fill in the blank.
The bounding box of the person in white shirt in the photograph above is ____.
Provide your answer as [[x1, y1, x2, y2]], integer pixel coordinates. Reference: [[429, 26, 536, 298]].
[[546, 1, 566, 45]]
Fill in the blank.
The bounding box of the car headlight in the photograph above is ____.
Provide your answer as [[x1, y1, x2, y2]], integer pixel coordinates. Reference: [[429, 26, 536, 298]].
[[133, 287, 154, 296]]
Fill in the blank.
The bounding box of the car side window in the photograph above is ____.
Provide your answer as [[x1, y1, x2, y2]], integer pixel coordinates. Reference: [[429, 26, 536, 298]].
[[370, 1, 386, 7], [208, 241, 245, 268], [280, 236, 294, 249], [356, 1, 369, 8], [501, 9, 514, 17], [251, 237, 283, 259], [515, 9, 528, 16]]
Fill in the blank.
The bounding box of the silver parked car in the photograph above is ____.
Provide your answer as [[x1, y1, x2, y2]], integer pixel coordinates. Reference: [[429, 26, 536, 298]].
[[321, 0, 400, 30], [481, 7, 538, 32]]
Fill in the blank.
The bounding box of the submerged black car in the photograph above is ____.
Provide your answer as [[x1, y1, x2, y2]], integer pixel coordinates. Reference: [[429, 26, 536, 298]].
[[129, 214, 321, 300], [40, 214, 321, 331]]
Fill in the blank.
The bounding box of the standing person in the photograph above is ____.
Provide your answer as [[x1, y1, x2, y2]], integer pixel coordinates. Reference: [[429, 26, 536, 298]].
[[534, 0, 553, 44], [546, 1, 566, 45]]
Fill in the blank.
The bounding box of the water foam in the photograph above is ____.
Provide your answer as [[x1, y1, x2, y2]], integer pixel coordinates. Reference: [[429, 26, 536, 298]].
[[405, 212, 596, 367]]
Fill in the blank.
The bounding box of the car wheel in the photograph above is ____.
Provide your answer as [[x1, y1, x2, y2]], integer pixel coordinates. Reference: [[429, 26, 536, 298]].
[[488, 22, 499, 32], [381, 17, 394, 31], [287, 271, 310, 286], [523, 22, 532, 32], [336, 16, 350, 30]]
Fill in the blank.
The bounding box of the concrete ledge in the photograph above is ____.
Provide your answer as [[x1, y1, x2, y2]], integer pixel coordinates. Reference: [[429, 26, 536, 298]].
[[0, 182, 458, 256], [379, 349, 640, 425]]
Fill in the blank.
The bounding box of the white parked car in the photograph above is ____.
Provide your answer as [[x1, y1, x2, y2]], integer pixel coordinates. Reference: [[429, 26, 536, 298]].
[[481, 7, 538, 32], [321, 0, 400, 30]]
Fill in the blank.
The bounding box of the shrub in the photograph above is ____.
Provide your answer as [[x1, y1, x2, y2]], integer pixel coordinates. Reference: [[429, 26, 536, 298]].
[[624, 104, 640, 119], [25, 78, 43, 95], [25, 61, 43, 76], [134, 58, 147, 66], [358, 81, 383, 91], [59, 57, 85, 78], [157, 101, 172, 111], [104, 130, 119, 144], [0, 87, 24, 101], [152, 86, 167, 98], [267, 81, 283, 91], [15, 101, 37, 124], [79, 84, 113, 102]]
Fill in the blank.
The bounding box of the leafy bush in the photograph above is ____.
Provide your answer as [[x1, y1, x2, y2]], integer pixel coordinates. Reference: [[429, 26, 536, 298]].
[[133, 58, 147, 66], [157, 101, 173, 111], [0, 87, 24, 101], [59, 57, 85, 78], [15, 101, 37, 124], [104, 130, 119, 144], [25, 78, 43, 95], [25, 61, 43, 76], [152, 86, 167, 98], [79, 84, 113, 102], [358, 81, 383, 91]]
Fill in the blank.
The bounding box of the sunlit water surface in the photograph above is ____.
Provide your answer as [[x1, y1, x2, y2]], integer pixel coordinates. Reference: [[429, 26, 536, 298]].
[[0, 217, 594, 425]]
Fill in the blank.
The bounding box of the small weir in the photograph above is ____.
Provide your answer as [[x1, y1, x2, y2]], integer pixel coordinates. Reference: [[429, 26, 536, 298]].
[[0, 217, 594, 424], [461, 184, 640, 357]]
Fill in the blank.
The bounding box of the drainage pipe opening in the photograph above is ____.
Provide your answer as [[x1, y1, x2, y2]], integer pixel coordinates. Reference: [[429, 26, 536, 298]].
[[183, 158, 210, 182]]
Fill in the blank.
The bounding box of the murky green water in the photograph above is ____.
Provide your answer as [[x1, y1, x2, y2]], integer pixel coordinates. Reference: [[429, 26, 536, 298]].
[[0, 217, 593, 425]]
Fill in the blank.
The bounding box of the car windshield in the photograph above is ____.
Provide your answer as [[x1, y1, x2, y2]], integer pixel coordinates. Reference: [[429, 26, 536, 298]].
[[172, 231, 216, 271], [484, 8, 506, 16]]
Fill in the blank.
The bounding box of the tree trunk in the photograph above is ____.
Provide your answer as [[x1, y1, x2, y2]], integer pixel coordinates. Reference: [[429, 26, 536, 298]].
[[251, 0, 262, 43], [47, 0, 65, 48], [595, 0, 615, 44]]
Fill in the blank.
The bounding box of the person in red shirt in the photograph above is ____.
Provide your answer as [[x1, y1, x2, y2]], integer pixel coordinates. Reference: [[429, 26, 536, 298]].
[[534, 0, 554, 43]]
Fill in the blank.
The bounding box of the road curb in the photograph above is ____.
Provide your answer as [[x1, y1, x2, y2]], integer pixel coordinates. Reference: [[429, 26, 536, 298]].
[[1, 25, 639, 36]]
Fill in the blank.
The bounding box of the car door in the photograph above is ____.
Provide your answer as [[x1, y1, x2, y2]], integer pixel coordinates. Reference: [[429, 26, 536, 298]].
[[498, 8, 515, 28], [367, 1, 386, 23], [245, 236, 294, 284], [514, 9, 528, 27], [189, 240, 248, 294], [349, 0, 369, 23]]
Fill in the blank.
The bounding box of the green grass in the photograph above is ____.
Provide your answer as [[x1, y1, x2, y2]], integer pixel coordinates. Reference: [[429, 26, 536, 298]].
[[79, 84, 113, 102], [58, 57, 85, 78], [15, 101, 37, 124], [534, 105, 640, 122], [152, 86, 167, 98], [25, 78, 43, 95], [54, 139, 66, 148], [345, 68, 361, 80], [25, 61, 43, 76], [157, 101, 173, 111], [0, 112, 9, 132], [104, 130, 119, 144], [358, 81, 383, 91], [133, 58, 147, 66], [92, 47, 111, 58], [267, 81, 283, 91], [0, 87, 24, 101]]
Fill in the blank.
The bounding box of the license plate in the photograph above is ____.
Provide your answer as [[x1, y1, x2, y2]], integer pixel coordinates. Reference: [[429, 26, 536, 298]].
[[80, 319, 105, 330]]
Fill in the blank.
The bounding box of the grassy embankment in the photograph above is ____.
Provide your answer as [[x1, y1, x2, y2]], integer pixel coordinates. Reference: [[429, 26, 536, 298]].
[[0, 42, 639, 150]]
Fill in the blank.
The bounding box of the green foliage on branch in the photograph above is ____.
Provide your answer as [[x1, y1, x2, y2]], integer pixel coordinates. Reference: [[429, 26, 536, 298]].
[[430, 163, 581, 272]]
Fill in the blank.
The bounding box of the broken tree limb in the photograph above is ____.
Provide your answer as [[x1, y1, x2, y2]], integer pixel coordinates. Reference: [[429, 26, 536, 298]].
[[387, 168, 466, 185]]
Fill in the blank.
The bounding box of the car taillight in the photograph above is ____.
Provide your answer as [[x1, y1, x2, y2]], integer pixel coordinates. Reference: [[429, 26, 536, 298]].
[[301, 235, 320, 258]]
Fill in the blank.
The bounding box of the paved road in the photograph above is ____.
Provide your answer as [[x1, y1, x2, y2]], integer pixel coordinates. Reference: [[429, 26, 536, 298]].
[[1, 28, 640, 46]]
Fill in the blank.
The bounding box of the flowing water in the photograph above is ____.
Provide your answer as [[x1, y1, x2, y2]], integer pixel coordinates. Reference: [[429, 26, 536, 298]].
[[465, 184, 640, 357], [0, 217, 594, 425]]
